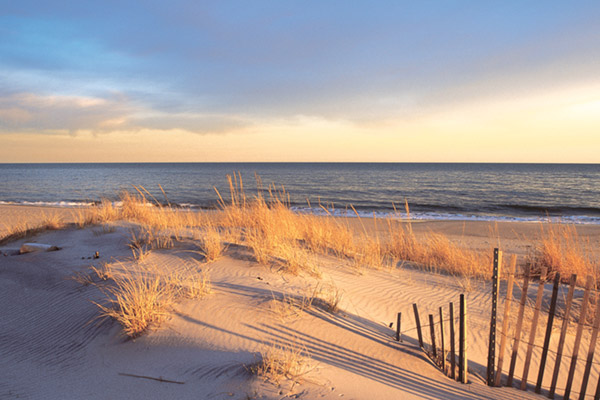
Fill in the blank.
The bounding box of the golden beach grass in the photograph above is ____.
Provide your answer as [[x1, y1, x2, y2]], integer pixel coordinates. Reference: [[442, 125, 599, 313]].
[[4, 174, 598, 298], [534, 223, 599, 282]]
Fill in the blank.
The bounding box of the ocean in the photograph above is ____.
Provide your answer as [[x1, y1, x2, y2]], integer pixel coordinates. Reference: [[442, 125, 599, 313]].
[[0, 163, 599, 224]]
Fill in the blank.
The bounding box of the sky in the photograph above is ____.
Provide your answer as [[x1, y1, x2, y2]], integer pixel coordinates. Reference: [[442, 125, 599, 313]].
[[1, 1, 599, 163]]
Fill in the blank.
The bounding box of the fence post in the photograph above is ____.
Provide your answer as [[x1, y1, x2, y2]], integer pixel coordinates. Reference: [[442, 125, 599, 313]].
[[535, 272, 560, 394], [439, 306, 446, 373], [564, 276, 594, 400], [549, 274, 577, 399], [450, 302, 456, 380], [487, 248, 501, 386], [396, 312, 402, 342], [429, 314, 437, 360], [459, 294, 468, 384], [507, 263, 531, 387], [495, 254, 517, 386], [413, 303, 424, 348], [580, 289, 600, 399], [520, 267, 547, 390]]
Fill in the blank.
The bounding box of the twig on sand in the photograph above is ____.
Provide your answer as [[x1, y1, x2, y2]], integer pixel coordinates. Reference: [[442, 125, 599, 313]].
[[118, 372, 185, 384]]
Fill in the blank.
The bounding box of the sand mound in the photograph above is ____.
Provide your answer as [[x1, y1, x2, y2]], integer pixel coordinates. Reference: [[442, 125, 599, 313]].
[[0, 218, 580, 399]]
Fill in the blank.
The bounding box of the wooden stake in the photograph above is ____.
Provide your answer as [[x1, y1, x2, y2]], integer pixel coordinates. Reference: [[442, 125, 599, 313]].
[[520, 267, 547, 391], [450, 302, 456, 380], [118, 372, 185, 384], [580, 290, 600, 400], [507, 263, 531, 387], [564, 275, 594, 400], [549, 274, 578, 399], [413, 303, 424, 348], [535, 272, 561, 394], [459, 294, 468, 384], [396, 312, 402, 342], [495, 254, 517, 387], [487, 248, 502, 386], [429, 314, 437, 360], [440, 306, 446, 373]]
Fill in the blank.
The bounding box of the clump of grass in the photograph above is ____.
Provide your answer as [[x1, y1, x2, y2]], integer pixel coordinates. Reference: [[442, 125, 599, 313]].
[[534, 223, 598, 281], [269, 288, 316, 321], [93, 265, 175, 338], [92, 223, 116, 236], [249, 343, 313, 385], [272, 243, 321, 277], [194, 225, 226, 262], [70, 270, 96, 287], [315, 283, 343, 314], [129, 226, 174, 252], [245, 227, 274, 265], [40, 212, 65, 230], [169, 262, 212, 299], [1, 217, 67, 245], [385, 218, 492, 278]]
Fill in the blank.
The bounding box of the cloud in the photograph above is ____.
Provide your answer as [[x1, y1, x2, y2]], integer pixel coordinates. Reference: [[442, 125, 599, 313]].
[[132, 113, 251, 134], [0, 92, 133, 134], [0, 92, 252, 135]]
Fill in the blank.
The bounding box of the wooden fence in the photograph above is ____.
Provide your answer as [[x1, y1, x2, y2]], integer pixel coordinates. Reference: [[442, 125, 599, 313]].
[[407, 294, 468, 383], [487, 248, 600, 400]]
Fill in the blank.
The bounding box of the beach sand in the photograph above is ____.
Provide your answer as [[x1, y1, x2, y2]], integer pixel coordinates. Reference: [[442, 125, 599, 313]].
[[1, 204, 599, 399]]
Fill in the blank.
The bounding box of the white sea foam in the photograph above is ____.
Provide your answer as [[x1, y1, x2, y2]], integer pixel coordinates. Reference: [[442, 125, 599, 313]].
[[1, 200, 599, 224], [289, 206, 600, 225]]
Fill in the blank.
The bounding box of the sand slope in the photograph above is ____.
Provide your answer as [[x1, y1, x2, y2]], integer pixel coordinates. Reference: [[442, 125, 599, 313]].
[[1, 220, 565, 400]]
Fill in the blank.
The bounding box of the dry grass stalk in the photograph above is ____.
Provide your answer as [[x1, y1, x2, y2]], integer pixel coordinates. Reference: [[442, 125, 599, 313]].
[[534, 223, 599, 282], [93, 265, 175, 338], [129, 227, 174, 253], [40, 212, 65, 230], [250, 343, 313, 385], [315, 283, 343, 314], [168, 262, 211, 299], [194, 225, 226, 262], [269, 288, 317, 321], [385, 219, 492, 278], [1, 216, 66, 245]]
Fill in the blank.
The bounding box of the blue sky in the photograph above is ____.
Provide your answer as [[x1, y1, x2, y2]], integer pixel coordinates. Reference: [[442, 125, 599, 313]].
[[1, 1, 600, 161]]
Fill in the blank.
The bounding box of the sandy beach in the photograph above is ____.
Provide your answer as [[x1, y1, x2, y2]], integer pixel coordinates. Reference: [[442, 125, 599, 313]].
[[1, 204, 600, 399]]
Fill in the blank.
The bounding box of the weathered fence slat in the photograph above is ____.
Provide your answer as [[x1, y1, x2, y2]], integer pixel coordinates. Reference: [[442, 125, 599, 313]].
[[549, 274, 577, 399], [520, 267, 548, 390], [564, 275, 594, 400], [459, 294, 468, 384], [495, 254, 517, 386], [507, 263, 531, 387], [439, 306, 446, 373], [413, 303, 424, 348], [487, 248, 502, 386], [396, 312, 402, 342], [580, 289, 600, 400], [429, 314, 437, 360], [449, 302, 456, 380], [535, 272, 560, 394]]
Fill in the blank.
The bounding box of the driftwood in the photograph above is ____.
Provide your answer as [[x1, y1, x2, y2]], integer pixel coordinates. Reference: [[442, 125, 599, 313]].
[[118, 372, 185, 384]]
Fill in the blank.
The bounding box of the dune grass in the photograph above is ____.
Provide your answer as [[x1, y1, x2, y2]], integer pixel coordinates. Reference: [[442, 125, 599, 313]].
[[93, 264, 175, 338], [249, 343, 313, 385], [533, 223, 599, 282], [92, 261, 211, 337], [0, 212, 66, 245], [4, 175, 597, 284]]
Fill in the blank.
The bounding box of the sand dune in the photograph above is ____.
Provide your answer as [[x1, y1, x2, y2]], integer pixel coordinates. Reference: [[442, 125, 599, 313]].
[[1, 205, 599, 399]]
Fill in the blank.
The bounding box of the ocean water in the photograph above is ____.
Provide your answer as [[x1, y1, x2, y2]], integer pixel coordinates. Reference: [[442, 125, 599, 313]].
[[0, 163, 599, 224]]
